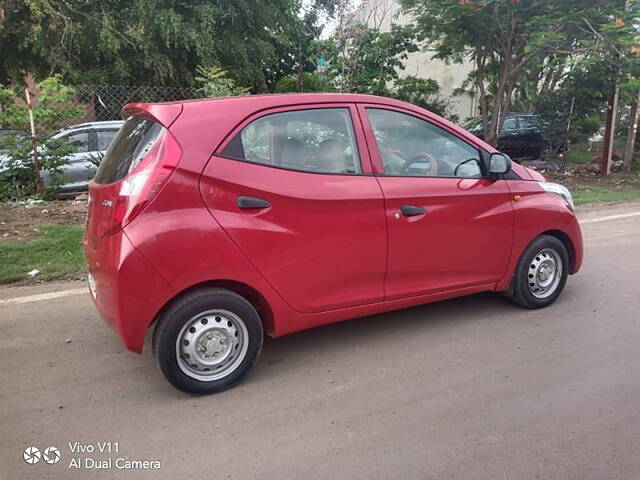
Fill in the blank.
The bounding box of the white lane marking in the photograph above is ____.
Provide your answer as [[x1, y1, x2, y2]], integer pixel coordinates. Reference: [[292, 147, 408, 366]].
[[0, 288, 87, 306], [581, 211, 640, 224], [0, 210, 639, 306]]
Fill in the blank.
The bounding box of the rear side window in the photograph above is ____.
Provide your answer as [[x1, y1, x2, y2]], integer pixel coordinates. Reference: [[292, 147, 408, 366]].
[[94, 117, 164, 184], [96, 129, 118, 151], [221, 108, 361, 174], [519, 116, 539, 129]]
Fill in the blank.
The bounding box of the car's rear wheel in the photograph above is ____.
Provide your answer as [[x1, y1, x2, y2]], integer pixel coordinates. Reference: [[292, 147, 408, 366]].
[[154, 288, 263, 394], [509, 235, 569, 309]]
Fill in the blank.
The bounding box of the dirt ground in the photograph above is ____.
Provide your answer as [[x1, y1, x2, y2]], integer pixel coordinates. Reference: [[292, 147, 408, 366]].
[[0, 197, 88, 243], [543, 170, 640, 192]]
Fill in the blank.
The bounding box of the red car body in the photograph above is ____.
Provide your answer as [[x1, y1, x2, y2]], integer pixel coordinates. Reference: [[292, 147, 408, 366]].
[[84, 94, 582, 354]]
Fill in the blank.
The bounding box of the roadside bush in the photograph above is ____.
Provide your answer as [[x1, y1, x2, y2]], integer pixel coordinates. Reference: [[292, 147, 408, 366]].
[[0, 135, 74, 201]]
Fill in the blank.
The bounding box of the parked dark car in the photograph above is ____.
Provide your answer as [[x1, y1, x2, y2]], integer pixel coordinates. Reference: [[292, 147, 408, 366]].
[[465, 113, 549, 160]]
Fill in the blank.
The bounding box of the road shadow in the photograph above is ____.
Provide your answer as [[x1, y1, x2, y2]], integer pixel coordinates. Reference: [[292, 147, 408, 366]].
[[140, 291, 530, 398], [253, 291, 516, 377]]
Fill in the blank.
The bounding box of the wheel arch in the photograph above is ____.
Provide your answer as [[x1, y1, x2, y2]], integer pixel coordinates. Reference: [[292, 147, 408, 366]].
[[151, 279, 275, 349], [539, 229, 576, 273]]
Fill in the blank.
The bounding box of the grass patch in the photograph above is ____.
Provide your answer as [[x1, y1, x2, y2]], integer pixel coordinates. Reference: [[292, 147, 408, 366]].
[[573, 186, 640, 205], [563, 148, 594, 165], [0, 225, 85, 284]]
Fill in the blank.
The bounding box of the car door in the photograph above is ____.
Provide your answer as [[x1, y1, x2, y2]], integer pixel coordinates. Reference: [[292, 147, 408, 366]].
[[358, 105, 513, 299], [200, 104, 387, 314]]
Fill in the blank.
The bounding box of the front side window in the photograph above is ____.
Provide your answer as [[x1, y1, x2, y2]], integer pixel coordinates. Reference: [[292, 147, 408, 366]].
[[501, 117, 518, 132], [367, 108, 482, 178], [222, 108, 361, 174]]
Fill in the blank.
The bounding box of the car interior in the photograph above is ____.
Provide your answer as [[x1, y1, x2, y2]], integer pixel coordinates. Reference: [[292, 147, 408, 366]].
[[231, 108, 361, 174], [367, 108, 483, 178]]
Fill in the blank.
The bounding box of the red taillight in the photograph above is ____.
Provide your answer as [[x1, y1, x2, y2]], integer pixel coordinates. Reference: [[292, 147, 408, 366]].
[[102, 131, 181, 237]]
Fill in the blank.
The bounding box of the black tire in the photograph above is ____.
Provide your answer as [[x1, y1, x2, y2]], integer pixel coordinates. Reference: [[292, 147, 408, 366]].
[[154, 287, 263, 394], [509, 235, 569, 309]]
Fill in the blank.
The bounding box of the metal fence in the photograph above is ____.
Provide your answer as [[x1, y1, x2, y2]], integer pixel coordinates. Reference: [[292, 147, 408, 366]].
[[68, 84, 612, 166], [74, 85, 208, 122]]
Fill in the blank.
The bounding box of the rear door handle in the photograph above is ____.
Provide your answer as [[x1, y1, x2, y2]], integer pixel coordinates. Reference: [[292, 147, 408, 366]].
[[400, 205, 425, 217], [237, 196, 271, 209]]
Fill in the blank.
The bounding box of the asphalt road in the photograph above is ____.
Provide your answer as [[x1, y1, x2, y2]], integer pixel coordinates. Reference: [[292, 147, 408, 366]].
[[1, 201, 640, 480]]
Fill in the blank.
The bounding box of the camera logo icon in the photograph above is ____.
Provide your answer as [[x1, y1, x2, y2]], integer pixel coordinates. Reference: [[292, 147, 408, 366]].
[[43, 446, 61, 465], [23, 447, 41, 465], [23, 446, 61, 465]]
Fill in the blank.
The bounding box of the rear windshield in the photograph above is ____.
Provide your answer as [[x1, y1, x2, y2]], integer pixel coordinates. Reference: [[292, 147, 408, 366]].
[[94, 116, 164, 184]]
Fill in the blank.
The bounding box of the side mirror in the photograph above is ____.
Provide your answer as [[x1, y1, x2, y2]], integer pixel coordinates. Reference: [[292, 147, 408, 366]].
[[488, 153, 512, 176]]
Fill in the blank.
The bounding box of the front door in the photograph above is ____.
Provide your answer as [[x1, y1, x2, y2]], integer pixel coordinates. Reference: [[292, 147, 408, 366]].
[[359, 105, 513, 299], [200, 105, 387, 313]]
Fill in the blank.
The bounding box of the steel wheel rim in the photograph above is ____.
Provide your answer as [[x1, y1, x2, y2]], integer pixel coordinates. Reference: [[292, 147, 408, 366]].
[[527, 248, 562, 299], [176, 309, 249, 381]]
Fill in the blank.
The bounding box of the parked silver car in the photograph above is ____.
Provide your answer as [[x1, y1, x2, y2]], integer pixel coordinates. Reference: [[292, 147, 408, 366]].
[[42, 121, 124, 193]]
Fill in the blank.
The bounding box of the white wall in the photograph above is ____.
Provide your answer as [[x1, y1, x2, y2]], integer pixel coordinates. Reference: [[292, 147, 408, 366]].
[[356, 0, 477, 120]]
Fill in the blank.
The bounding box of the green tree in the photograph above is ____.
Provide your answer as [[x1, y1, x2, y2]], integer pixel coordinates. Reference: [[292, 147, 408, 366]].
[[392, 76, 452, 119], [195, 66, 250, 97], [0, 0, 307, 91], [0, 74, 86, 134], [401, 0, 640, 145], [274, 73, 331, 93], [314, 24, 418, 94]]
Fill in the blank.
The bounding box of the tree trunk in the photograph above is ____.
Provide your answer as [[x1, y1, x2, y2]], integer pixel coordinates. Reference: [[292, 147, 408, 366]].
[[601, 82, 620, 176], [475, 53, 489, 140], [487, 70, 510, 146], [623, 88, 640, 172]]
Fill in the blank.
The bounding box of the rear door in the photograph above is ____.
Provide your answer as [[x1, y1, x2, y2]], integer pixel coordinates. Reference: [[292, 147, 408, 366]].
[[200, 104, 387, 314], [359, 105, 513, 299]]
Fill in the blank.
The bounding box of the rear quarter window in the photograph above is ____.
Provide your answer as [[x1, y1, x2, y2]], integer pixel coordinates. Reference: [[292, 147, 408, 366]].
[[94, 117, 164, 184]]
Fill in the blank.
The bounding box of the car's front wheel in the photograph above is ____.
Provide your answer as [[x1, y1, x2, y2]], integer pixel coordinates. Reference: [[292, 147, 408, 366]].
[[154, 288, 263, 394], [509, 235, 569, 309]]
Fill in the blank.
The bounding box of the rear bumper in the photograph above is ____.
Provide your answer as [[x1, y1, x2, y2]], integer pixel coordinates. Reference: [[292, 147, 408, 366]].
[[83, 230, 174, 353]]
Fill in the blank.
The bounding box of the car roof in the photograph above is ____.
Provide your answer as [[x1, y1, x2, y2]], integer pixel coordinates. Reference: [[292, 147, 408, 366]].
[[54, 121, 124, 137], [64, 120, 124, 131], [123, 93, 500, 157]]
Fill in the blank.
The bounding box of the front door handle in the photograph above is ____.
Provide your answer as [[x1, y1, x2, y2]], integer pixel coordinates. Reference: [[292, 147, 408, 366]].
[[400, 205, 425, 217], [237, 196, 271, 209]]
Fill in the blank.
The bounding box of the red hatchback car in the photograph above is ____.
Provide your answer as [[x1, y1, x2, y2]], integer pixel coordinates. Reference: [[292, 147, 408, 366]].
[[84, 94, 582, 394]]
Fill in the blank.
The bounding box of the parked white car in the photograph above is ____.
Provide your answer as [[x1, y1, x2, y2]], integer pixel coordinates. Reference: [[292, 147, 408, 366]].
[[0, 121, 124, 194]]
